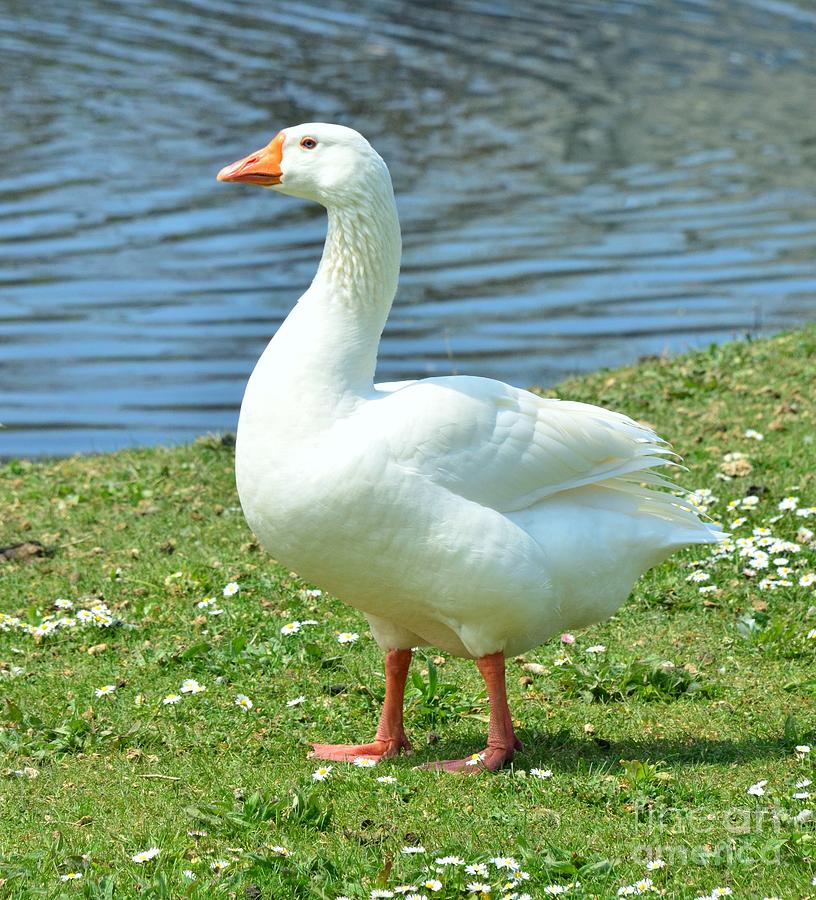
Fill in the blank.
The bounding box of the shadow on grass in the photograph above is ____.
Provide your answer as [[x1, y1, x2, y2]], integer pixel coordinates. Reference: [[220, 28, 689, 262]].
[[400, 727, 816, 771]]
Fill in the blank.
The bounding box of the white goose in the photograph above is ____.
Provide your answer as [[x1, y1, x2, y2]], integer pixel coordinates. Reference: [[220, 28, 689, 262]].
[[217, 124, 721, 772]]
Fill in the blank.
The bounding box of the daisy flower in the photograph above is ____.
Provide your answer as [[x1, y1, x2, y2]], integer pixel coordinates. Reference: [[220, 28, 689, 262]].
[[235, 694, 253, 711], [222, 582, 239, 597], [530, 767, 553, 779], [95, 685, 116, 697], [353, 757, 377, 768], [778, 496, 799, 511], [54, 598, 74, 609], [466, 884, 491, 895], [180, 679, 205, 694], [543, 888, 569, 896], [799, 573, 816, 587], [197, 597, 217, 608], [465, 752, 485, 766], [377, 775, 397, 784], [560, 633, 575, 644], [312, 765, 332, 781], [646, 858, 666, 870], [435, 855, 465, 865], [211, 859, 230, 873], [60, 872, 83, 881], [280, 621, 301, 635], [744, 429, 764, 440], [269, 845, 290, 856], [585, 644, 606, 654], [465, 863, 489, 876], [401, 846, 426, 854], [747, 780, 767, 796], [795, 744, 811, 757], [422, 881, 443, 893], [131, 847, 160, 863], [370, 891, 395, 899], [162, 693, 182, 705], [686, 571, 710, 582], [287, 695, 306, 707], [490, 857, 519, 870], [302, 588, 322, 597], [337, 631, 359, 644]]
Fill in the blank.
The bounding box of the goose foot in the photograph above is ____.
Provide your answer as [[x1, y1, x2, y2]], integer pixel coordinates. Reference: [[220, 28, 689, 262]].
[[418, 741, 520, 773], [418, 650, 521, 774], [309, 647, 413, 764], [309, 734, 412, 763]]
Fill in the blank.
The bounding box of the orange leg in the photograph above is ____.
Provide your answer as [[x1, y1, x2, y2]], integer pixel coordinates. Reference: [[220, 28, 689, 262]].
[[309, 648, 412, 762], [421, 651, 521, 773]]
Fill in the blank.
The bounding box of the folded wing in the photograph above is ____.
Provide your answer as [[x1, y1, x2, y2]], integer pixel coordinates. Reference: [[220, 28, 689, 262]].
[[373, 375, 686, 515]]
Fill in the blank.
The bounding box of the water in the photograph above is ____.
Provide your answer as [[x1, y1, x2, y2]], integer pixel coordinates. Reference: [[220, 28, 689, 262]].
[[1, 0, 815, 458]]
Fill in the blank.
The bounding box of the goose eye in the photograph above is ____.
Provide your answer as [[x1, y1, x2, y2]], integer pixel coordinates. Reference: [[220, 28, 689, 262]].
[[300, 137, 318, 150]]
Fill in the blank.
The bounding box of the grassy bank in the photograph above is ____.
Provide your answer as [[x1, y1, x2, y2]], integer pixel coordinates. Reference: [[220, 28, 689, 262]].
[[1, 328, 815, 899]]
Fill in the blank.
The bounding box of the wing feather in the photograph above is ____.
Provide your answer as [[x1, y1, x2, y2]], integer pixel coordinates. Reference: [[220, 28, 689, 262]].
[[371, 375, 685, 515]]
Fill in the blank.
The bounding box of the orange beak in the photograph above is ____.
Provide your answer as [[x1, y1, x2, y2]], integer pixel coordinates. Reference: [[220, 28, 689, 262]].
[[217, 132, 285, 186]]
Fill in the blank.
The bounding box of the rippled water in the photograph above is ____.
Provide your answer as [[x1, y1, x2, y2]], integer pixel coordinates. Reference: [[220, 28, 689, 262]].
[[2, 0, 815, 457]]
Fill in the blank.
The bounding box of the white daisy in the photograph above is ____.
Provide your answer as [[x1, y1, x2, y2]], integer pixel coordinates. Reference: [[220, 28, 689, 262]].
[[222, 582, 240, 597], [180, 679, 205, 694], [235, 694, 253, 710], [465, 863, 489, 877], [337, 631, 359, 644], [95, 684, 116, 697], [311, 765, 332, 781], [131, 847, 160, 863], [162, 693, 182, 705], [490, 857, 519, 870]]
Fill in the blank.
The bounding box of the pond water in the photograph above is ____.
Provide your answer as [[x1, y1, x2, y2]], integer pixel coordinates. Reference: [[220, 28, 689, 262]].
[[2, 0, 815, 457]]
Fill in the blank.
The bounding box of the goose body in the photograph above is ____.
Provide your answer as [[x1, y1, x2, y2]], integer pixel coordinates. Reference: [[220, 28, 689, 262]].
[[218, 124, 722, 770]]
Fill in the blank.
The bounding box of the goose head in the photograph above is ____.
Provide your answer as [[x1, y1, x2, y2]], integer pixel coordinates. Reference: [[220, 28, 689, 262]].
[[216, 123, 391, 207]]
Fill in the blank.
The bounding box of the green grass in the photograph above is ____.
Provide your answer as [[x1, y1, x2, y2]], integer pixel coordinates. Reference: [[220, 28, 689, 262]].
[[1, 328, 815, 898]]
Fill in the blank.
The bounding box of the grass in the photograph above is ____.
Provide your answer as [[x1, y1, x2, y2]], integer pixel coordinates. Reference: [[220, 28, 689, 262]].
[[1, 327, 815, 898]]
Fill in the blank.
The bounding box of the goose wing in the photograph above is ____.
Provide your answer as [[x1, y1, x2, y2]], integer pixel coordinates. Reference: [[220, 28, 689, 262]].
[[371, 375, 678, 514]]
